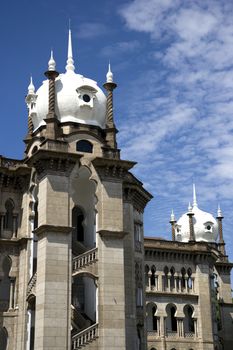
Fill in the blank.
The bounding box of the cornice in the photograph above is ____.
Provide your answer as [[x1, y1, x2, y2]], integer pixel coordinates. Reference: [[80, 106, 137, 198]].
[[34, 225, 73, 236]]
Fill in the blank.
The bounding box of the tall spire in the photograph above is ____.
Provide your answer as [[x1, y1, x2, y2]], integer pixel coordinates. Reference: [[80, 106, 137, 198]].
[[66, 28, 75, 72], [192, 183, 198, 207]]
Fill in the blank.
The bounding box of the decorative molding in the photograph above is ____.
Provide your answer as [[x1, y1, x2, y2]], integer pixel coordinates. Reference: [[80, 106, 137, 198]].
[[98, 230, 128, 239], [34, 224, 72, 236]]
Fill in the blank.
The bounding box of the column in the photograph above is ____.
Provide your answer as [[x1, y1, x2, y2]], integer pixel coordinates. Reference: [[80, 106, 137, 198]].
[[13, 214, 18, 238], [167, 274, 171, 291], [9, 277, 15, 309], [194, 319, 198, 337], [148, 271, 152, 291]]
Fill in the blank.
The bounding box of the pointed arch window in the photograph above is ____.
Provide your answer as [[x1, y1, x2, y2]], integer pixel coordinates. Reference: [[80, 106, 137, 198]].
[[4, 199, 14, 232]]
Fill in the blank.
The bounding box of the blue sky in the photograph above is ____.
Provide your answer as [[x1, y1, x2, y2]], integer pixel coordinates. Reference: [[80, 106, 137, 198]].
[[1, 0, 233, 277]]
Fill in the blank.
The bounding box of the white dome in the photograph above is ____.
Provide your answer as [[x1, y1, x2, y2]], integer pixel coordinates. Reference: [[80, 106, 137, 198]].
[[175, 205, 218, 243], [32, 71, 107, 130]]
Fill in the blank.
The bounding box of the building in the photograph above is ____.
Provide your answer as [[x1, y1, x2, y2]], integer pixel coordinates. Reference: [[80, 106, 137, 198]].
[[0, 31, 232, 350]]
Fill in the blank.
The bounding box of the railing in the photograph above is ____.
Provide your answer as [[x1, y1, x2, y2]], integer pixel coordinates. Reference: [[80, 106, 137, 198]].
[[184, 332, 195, 338], [73, 248, 98, 272], [72, 323, 98, 349], [27, 272, 37, 297], [147, 331, 158, 337], [71, 305, 91, 330], [166, 331, 177, 338]]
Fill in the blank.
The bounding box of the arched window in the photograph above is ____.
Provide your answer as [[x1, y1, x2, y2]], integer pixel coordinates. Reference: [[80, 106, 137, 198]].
[[166, 304, 177, 333], [184, 305, 194, 333], [0, 327, 8, 350], [164, 266, 169, 290], [170, 266, 175, 290], [146, 303, 158, 332], [152, 306, 157, 331], [151, 265, 156, 289], [181, 267, 186, 290], [4, 199, 14, 232], [72, 206, 85, 243], [187, 268, 192, 289], [76, 140, 93, 153]]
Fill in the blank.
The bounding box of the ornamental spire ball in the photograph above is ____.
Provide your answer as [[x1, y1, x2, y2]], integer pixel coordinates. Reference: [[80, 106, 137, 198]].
[[66, 29, 75, 72], [28, 76, 35, 95], [170, 209, 176, 222], [217, 204, 223, 218], [106, 62, 113, 83], [48, 50, 56, 71]]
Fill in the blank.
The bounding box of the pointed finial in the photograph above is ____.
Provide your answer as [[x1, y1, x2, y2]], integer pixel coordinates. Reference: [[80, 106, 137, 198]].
[[48, 50, 56, 71], [28, 76, 35, 94], [217, 204, 223, 218], [66, 28, 75, 72], [106, 61, 113, 83], [170, 209, 176, 222], [192, 183, 198, 207], [188, 202, 192, 213]]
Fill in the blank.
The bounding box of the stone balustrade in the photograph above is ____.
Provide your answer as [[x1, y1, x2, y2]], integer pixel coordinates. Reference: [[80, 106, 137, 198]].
[[73, 248, 98, 272], [72, 323, 98, 349], [27, 272, 37, 298]]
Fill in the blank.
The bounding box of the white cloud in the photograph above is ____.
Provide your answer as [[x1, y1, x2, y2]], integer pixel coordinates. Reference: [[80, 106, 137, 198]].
[[77, 22, 107, 39], [117, 0, 233, 261], [100, 40, 141, 56]]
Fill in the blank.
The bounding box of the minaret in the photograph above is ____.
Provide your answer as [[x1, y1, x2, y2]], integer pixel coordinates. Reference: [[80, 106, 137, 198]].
[[169, 209, 176, 241], [65, 28, 75, 72], [216, 205, 226, 256], [25, 76, 36, 139], [44, 50, 59, 139], [103, 63, 118, 152], [187, 202, 195, 241]]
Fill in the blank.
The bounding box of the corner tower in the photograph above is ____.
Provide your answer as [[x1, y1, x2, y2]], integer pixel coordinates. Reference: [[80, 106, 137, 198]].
[[22, 30, 152, 350]]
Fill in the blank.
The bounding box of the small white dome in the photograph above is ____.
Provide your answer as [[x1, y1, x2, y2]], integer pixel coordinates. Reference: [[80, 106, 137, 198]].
[[32, 71, 107, 130], [175, 205, 218, 243]]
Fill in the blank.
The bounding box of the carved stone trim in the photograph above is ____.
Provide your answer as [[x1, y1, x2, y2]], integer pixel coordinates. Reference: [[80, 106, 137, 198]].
[[98, 230, 128, 239], [26, 149, 81, 180], [92, 157, 135, 180], [34, 225, 72, 236]]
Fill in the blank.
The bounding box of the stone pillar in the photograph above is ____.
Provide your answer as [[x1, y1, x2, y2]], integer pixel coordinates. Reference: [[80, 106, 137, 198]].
[[148, 270, 152, 291], [9, 277, 15, 309], [34, 225, 72, 350], [194, 318, 198, 337], [13, 214, 18, 238], [31, 157, 77, 350], [167, 274, 171, 291]]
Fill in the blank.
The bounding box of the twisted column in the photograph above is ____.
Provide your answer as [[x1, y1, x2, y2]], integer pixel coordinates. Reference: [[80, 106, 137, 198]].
[[187, 209, 195, 242], [216, 212, 226, 256], [103, 81, 117, 149], [44, 70, 59, 139]]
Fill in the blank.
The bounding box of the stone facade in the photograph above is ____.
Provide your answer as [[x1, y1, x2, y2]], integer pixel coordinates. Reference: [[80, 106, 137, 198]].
[[0, 32, 232, 350]]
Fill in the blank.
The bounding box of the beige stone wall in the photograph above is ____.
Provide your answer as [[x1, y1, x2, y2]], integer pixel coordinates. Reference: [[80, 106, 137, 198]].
[[34, 229, 72, 350]]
